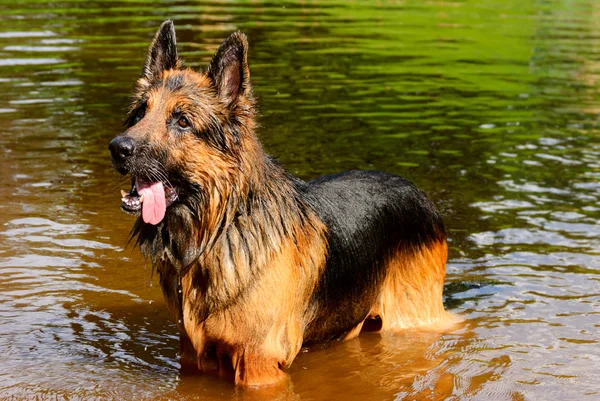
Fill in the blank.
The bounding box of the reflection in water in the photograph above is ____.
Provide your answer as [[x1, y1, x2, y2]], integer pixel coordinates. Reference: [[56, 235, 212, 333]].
[[0, 0, 599, 399]]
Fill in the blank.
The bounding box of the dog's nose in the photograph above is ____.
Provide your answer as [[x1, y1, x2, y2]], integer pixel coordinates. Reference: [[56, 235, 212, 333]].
[[109, 136, 136, 162]]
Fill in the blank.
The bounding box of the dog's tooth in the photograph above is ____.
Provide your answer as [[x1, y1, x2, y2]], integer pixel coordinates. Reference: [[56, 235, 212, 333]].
[[139, 194, 145, 203], [121, 190, 127, 198], [121, 197, 127, 202]]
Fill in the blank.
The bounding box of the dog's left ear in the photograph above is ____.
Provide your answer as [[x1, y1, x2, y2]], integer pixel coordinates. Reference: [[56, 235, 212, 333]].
[[208, 32, 252, 107], [142, 20, 178, 82]]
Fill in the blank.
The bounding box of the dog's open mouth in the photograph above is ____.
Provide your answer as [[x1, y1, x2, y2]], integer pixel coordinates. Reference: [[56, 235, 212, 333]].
[[121, 177, 178, 225]]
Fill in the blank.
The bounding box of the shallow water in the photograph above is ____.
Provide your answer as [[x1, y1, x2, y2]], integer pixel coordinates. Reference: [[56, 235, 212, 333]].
[[1, 1, 599, 400]]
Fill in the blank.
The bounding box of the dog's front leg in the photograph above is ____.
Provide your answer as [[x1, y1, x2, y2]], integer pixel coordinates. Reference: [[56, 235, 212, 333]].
[[179, 332, 197, 370], [230, 348, 287, 387]]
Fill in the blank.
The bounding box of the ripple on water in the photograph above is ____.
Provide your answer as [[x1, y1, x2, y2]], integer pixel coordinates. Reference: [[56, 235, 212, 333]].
[[0, 58, 66, 67], [0, 216, 179, 396]]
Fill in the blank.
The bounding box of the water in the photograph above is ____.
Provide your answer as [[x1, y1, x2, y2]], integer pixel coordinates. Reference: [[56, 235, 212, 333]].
[[1, 0, 599, 399]]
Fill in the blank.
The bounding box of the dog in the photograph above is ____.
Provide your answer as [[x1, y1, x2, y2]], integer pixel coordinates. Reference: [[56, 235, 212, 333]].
[[109, 20, 452, 387]]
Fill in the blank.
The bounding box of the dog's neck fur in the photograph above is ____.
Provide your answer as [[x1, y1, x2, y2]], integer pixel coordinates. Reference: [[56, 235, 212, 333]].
[[136, 134, 326, 321]]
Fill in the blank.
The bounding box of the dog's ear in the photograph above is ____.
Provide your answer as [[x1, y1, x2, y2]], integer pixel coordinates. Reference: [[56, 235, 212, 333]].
[[208, 31, 252, 107], [142, 20, 178, 82]]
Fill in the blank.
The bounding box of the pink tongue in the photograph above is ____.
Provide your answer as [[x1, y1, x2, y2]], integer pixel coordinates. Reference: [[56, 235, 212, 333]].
[[136, 178, 166, 225]]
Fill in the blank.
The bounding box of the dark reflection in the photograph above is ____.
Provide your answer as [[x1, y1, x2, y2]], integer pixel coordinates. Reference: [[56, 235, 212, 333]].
[[443, 280, 501, 310]]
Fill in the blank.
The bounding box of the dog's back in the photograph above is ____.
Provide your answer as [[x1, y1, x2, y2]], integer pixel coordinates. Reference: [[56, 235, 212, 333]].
[[303, 170, 449, 342]]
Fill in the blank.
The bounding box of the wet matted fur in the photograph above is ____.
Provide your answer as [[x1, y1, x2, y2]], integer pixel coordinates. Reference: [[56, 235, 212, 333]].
[[108, 20, 454, 387]]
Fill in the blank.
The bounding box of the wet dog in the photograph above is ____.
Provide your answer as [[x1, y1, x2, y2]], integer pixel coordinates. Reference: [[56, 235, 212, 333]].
[[109, 20, 452, 387]]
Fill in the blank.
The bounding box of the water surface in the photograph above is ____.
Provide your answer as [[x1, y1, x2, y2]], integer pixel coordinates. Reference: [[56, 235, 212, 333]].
[[1, 1, 599, 399]]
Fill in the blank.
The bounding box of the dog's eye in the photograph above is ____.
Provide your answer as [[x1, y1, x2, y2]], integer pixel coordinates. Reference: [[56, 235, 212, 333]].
[[133, 107, 145, 124], [177, 116, 191, 129]]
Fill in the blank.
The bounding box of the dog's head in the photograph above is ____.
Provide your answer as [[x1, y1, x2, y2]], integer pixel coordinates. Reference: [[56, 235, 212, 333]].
[[109, 20, 256, 227]]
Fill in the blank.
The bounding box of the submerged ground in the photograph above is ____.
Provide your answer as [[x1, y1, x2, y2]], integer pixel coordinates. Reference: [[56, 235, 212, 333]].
[[0, 1, 599, 399]]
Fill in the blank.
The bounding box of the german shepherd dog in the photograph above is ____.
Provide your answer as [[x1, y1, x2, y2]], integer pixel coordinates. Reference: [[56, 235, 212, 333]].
[[109, 20, 452, 387]]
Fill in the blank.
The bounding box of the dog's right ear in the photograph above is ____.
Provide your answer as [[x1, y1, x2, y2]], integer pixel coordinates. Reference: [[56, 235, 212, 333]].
[[142, 20, 178, 82]]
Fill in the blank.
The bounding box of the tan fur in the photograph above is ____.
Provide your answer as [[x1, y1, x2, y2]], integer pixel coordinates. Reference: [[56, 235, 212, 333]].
[[159, 218, 327, 386], [369, 241, 455, 331]]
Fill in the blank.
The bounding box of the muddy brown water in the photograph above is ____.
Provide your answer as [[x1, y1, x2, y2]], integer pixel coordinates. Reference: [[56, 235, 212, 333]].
[[1, 1, 600, 400]]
